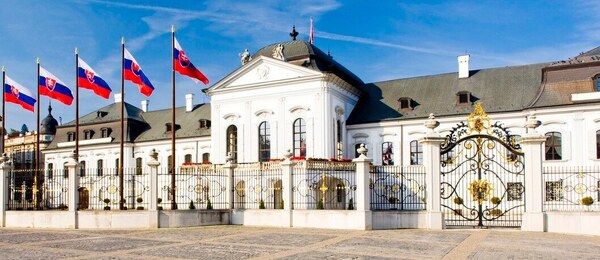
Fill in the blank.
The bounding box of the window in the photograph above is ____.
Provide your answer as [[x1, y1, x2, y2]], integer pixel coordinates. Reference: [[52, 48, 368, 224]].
[[97, 159, 103, 176], [136, 157, 142, 175], [597, 130, 600, 159], [335, 120, 343, 158], [226, 125, 238, 163], [79, 161, 86, 177], [47, 163, 54, 179], [168, 155, 173, 174], [202, 153, 210, 164], [67, 132, 75, 142], [165, 123, 181, 132], [545, 181, 563, 201], [398, 97, 413, 110], [457, 91, 471, 104], [63, 162, 68, 178], [115, 158, 119, 176], [83, 130, 94, 140], [293, 118, 306, 157], [545, 132, 562, 160], [258, 121, 270, 162], [597, 76, 600, 91], [100, 128, 111, 138], [382, 142, 394, 165], [410, 140, 423, 165], [199, 119, 211, 129], [184, 154, 192, 164]]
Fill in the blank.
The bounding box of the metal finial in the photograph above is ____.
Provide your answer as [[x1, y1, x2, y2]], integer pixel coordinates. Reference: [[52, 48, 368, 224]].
[[48, 100, 52, 114], [121, 37, 125, 44], [171, 24, 175, 33], [36, 57, 40, 64], [2, 66, 4, 72], [75, 48, 78, 55], [289, 25, 299, 41]]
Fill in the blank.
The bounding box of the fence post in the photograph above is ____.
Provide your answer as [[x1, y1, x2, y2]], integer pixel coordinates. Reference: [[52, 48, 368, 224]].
[[353, 144, 373, 230], [281, 150, 294, 226], [147, 149, 160, 228], [420, 114, 446, 230], [223, 153, 236, 210], [65, 151, 79, 229], [520, 114, 546, 232], [0, 154, 12, 227]]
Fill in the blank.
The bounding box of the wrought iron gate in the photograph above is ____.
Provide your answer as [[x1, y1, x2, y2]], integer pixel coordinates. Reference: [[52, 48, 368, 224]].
[[440, 104, 525, 227]]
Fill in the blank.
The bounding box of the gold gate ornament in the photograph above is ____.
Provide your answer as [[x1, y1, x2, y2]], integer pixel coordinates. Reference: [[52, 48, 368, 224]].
[[467, 179, 493, 204]]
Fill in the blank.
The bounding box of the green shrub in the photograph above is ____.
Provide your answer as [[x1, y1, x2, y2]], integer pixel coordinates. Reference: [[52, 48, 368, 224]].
[[259, 199, 266, 209], [317, 199, 324, 210], [347, 198, 354, 210], [136, 197, 143, 203], [206, 198, 213, 210], [189, 200, 196, 210]]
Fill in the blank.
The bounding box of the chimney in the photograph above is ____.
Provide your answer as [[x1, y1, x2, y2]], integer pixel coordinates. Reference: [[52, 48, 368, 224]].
[[141, 100, 149, 112], [185, 94, 194, 112], [114, 93, 122, 103], [458, 54, 470, 79]]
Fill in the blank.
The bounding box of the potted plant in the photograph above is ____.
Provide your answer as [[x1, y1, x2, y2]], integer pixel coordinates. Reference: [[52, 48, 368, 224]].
[[490, 196, 501, 205], [317, 199, 324, 210], [189, 200, 196, 210], [258, 199, 266, 209], [103, 198, 111, 210], [388, 196, 398, 210], [206, 198, 213, 210], [347, 198, 355, 210], [157, 198, 163, 210], [581, 196, 594, 207], [58, 203, 68, 210], [136, 197, 144, 210], [453, 197, 463, 205]]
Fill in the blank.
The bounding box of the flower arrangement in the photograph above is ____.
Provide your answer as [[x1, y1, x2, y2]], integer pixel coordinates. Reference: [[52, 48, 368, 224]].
[[182, 162, 212, 166], [136, 197, 144, 210], [103, 198, 111, 210], [329, 158, 353, 162]]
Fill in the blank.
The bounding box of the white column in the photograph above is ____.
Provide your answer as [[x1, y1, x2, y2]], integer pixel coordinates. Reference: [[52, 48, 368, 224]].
[[521, 114, 546, 232], [281, 150, 294, 227], [223, 153, 236, 209], [352, 144, 373, 230], [147, 149, 160, 228], [65, 151, 79, 229], [419, 114, 445, 230], [0, 154, 13, 227]]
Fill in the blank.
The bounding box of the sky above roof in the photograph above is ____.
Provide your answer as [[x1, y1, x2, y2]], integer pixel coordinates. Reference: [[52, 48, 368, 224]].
[[0, 0, 598, 131]]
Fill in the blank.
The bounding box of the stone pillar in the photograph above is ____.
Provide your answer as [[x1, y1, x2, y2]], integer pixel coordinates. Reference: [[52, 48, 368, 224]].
[[351, 144, 373, 230], [223, 153, 236, 210], [0, 154, 13, 227], [65, 151, 79, 229], [281, 150, 294, 227], [419, 114, 446, 230], [520, 114, 546, 232], [147, 149, 160, 228]]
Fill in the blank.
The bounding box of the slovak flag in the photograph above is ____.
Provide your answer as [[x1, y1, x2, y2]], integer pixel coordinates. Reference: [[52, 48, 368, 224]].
[[173, 37, 209, 85], [4, 76, 36, 112], [39, 67, 74, 105], [124, 48, 154, 96], [78, 58, 112, 99]]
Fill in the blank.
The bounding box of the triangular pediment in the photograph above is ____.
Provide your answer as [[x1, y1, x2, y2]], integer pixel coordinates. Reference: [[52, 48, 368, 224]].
[[207, 56, 323, 93]]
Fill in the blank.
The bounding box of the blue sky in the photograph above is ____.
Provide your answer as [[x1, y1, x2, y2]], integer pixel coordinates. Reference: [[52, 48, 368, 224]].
[[0, 0, 598, 131]]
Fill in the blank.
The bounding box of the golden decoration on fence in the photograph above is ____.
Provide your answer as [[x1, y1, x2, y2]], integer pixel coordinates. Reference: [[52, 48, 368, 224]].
[[467, 102, 491, 134], [467, 179, 493, 204]]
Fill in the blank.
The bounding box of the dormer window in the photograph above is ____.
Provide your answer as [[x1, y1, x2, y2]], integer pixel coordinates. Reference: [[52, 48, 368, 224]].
[[67, 132, 75, 142], [199, 119, 211, 129], [457, 91, 472, 104], [165, 123, 181, 132], [83, 130, 94, 140], [398, 97, 413, 110], [96, 111, 108, 118], [596, 75, 600, 91], [100, 127, 111, 138]]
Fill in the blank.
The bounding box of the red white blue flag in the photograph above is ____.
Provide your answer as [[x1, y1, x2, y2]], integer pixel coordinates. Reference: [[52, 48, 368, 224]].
[[4, 76, 36, 112], [78, 57, 112, 99], [174, 37, 209, 85], [39, 67, 74, 105], [124, 48, 154, 96]]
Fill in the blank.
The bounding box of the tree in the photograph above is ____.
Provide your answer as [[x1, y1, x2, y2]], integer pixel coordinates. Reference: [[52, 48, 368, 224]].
[[20, 124, 28, 134], [8, 129, 19, 137]]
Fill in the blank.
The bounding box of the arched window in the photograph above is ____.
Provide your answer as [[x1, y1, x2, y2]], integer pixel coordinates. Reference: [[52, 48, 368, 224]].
[[63, 162, 68, 178], [202, 153, 210, 164], [168, 155, 173, 174], [79, 161, 86, 177], [596, 131, 600, 159], [114, 158, 119, 176], [226, 125, 238, 163], [335, 120, 343, 158], [47, 163, 54, 179], [136, 157, 142, 175], [382, 142, 394, 165], [410, 141, 423, 165], [293, 118, 306, 157], [258, 121, 270, 162], [184, 154, 192, 163], [97, 159, 103, 176], [545, 132, 562, 160]]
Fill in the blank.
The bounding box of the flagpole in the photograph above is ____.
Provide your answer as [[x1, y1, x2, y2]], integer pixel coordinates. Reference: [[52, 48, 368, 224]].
[[1, 66, 4, 156], [170, 25, 177, 210], [35, 58, 41, 209], [75, 48, 79, 161], [119, 37, 125, 210]]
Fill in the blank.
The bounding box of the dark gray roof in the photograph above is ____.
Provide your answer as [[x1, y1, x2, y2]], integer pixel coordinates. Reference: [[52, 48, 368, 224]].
[[348, 63, 548, 124], [252, 40, 364, 86], [134, 104, 211, 142], [63, 102, 145, 126], [578, 46, 600, 58], [40, 105, 58, 135]]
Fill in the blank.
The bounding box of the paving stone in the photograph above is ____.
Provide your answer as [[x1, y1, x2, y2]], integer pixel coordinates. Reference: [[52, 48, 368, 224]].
[[0, 245, 84, 259], [136, 243, 283, 259], [43, 236, 167, 252], [231, 232, 334, 247], [0, 231, 89, 244]]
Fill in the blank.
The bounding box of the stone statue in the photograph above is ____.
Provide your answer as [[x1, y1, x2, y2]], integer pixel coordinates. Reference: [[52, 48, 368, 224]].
[[272, 44, 285, 61], [240, 48, 251, 65]]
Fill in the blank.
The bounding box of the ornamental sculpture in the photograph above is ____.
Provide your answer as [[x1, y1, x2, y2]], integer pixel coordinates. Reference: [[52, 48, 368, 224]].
[[240, 48, 251, 65], [466, 102, 491, 134], [272, 44, 285, 61], [467, 179, 493, 204]]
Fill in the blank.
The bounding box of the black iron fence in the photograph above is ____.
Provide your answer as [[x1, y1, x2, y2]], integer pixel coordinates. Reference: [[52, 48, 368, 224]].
[[292, 161, 356, 210], [158, 165, 228, 210], [78, 167, 150, 210], [233, 162, 283, 209], [370, 165, 426, 210], [543, 166, 600, 212], [8, 168, 69, 210]]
